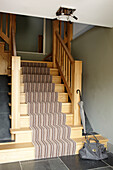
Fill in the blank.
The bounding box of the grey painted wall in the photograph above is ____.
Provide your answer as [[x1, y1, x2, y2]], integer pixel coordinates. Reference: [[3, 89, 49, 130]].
[[16, 15, 52, 60], [72, 26, 113, 145], [16, 15, 43, 52]]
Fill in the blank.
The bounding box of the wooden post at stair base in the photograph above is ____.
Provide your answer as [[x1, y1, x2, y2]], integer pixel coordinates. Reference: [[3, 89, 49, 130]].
[[72, 61, 82, 126], [11, 56, 20, 129], [52, 20, 59, 67]]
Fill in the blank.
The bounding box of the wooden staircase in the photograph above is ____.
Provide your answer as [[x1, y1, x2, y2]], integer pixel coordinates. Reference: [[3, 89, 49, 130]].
[[0, 58, 108, 163], [0, 16, 108, 163]]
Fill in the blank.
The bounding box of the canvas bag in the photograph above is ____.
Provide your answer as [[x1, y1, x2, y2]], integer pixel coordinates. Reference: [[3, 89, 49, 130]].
[[79, 136, 108, 160]]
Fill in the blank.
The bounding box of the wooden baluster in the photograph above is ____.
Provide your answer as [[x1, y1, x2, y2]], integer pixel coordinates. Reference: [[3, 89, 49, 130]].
[[59, 43, 61, 66], [66, 54, 67, 81], [62, 48, 64, 72], [61, 47, 63, 72], [9, 14, 12, 52], [67, 57, 69, 85], [64, 50, 66, 76], [56, 37, 58, 62], [6, 14, 8, 36], [60, 21, 62, 36], [71, 63, 73, 92], [68, 59, 71, 87], [0, 13, 3, 32], [58, 39, 59, 63]]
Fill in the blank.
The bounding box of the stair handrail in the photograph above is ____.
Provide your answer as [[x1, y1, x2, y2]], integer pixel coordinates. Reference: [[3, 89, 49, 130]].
[[55, 30, 82, 126]]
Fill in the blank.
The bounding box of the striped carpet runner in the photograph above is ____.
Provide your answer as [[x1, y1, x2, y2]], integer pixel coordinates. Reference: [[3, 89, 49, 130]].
[[21, 62, 76, 159]]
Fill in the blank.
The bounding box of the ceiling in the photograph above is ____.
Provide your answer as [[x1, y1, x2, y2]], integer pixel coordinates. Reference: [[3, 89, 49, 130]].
[[0, 0, 113, 27]]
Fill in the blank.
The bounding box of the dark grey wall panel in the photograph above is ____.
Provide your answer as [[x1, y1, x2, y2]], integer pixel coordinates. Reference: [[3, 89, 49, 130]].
[[0, 76, 11, 140]]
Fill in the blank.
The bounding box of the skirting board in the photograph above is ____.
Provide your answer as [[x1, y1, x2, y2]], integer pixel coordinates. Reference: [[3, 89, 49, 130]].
[[108, 142, 113, 154]]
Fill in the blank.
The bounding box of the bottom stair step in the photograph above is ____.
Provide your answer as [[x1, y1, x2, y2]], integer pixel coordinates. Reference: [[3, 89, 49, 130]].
[[73, 135, 108, 154], [10, 128, 32, 143], [0, 142, 35, 163]]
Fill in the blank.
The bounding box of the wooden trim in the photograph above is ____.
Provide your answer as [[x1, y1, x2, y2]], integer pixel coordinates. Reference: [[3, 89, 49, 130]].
[[0, 13, 3, 32], [52, 20, 59, 67], [42, 53, 52, 61], [0, 31, 10, 44], [43, 18, 46, 55], [72, 61, 82, 126], [11, 56, 21, 129], [6, 14, 8, 36], [12, 15, 16, 56]]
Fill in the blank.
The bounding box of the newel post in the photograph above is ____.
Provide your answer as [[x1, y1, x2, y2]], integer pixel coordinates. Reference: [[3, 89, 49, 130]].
[[72, 61, 82, 126], [11, 56, 20, 129], [52, 20, 59, 67]]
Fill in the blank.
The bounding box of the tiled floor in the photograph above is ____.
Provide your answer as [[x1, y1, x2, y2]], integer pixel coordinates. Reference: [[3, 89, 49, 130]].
[[0, 152, 113, 170]]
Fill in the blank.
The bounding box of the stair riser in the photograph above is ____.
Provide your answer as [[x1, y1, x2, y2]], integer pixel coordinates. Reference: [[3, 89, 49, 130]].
[[70, 129, 82, 138], [21, 61, 53, 68], [20, 93, 26, 103], [62, 104, 72, 113], [20, 104, 28, 115], [20, 117, 30, 128], [50, 69, 59, 76], [55, 85, 64, 92], [66, 115, 73, 125], [20, 75, 61, 84], [20, 68, 59, 76], [20, 93, 68, 103], [20, 84, 65, 93], [58, 94, 68, 102], [0, 148, 35, 163], [14, 132, 32, 143]]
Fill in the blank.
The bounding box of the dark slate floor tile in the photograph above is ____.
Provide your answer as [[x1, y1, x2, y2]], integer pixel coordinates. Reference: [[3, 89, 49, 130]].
[[0, 162, 21, 170], [0, 114, 11, 140], [0, 92, 10, 112], [89, 166, 113, 170], [0, 76, 10, 92], [60, 155, 107, 170], [103, 152, 113, 166], [21, 158, 68, 170]]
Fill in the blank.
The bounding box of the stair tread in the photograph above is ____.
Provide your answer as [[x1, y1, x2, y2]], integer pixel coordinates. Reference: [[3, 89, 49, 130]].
[[62, 103, 72, 105], [10, 128, 31, 134], [21, 74, 61, 77], [21, 67, 58, 70], [69, 125, 83, 129], [9, 114, 29, 119], [64, 113, 73, 116], [21, 60, 53, 64], [73, 135, 108, 143], [0, 142, 34, 151]]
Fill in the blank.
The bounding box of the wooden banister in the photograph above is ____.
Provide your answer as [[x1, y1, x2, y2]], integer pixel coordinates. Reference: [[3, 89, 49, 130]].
[[56, 31, 74, 63], [54, 29, 82, 126], [11, 56, 20, 129]]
